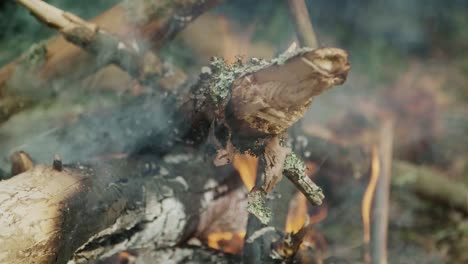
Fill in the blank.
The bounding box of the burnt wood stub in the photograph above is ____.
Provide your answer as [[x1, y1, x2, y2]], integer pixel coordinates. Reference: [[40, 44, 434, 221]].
[[9, 150, 34, 176], [228, 48, 350, 138]]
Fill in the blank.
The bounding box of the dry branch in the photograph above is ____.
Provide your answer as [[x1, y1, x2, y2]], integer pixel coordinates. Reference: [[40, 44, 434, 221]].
[[0, 0, 220, 122], [0, 2, 353, 262], [17, 0, 159, 81], [371, 119, 394, 264], [0, 47, 349, 264], [287, 0, 319, 48]]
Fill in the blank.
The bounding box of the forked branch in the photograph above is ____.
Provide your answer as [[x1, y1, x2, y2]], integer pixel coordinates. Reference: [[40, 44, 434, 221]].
[[17, 0, 162, 82]]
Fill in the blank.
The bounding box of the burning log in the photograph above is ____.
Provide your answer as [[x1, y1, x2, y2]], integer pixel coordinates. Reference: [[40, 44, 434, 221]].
[[0, 149, 243, 263], [287, 0, 319, 48], [0, 1, 352, 262], [106, 246, 240, 264]]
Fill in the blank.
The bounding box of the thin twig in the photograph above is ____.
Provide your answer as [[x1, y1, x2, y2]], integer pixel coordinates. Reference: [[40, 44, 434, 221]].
[[283, 153, 324, 206], [287, 0, 319, 48], [371, 119, 394, 264]]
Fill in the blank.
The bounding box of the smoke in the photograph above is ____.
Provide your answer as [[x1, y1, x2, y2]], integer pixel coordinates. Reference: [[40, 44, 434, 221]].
[[1, 0, 467, 174]]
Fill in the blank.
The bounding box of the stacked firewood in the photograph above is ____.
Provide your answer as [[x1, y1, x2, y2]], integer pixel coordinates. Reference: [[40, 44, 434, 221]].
[[0, 0, 352, 263]]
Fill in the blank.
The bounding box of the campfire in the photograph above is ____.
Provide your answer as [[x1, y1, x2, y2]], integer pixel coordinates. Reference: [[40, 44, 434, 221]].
[[0, 0, 467, 263]]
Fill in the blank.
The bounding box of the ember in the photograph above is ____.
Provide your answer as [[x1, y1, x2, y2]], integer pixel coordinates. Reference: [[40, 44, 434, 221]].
[[232, 153, 258, 191], [285, 192, 308, 233], [207, 231, 246, 255]]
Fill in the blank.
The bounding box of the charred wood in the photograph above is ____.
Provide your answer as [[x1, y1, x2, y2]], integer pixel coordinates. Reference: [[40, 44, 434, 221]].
[[0, 149, 242, 263], [97, 246, 240, 264]]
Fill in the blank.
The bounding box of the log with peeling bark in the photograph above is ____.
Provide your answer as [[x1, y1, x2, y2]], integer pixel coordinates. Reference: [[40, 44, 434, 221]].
[[0, 149, 244, 263]]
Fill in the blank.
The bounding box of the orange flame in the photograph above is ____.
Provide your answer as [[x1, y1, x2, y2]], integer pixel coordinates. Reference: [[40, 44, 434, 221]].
[[232, 153, 258, 191], [362, 145, 380, 244], [285, 193, 328, 253], [285, 192, 309, 233], [204, 154, 255, 254], [207, 231, 246, 254]]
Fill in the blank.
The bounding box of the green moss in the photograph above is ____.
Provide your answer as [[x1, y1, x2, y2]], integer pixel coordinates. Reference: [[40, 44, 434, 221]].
[[203, 48, 312, 105], [207, 57, 237, 103], [283, 152, 306, 175], [247, 189, 272, 225]]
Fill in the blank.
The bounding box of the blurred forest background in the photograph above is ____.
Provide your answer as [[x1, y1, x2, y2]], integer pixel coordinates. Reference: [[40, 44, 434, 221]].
[[0, 0, 467, 263]]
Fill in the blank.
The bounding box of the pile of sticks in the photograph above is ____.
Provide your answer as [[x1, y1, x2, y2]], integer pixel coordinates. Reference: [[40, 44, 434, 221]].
[[0, 0, 350, 263]]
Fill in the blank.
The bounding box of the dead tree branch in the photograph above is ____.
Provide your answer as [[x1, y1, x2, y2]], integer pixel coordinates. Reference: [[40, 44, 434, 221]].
[[287, 0, 319, 48], [371, 119, 394, 264], [17, 0, 160, 81], [1, 0, 220, 123]]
